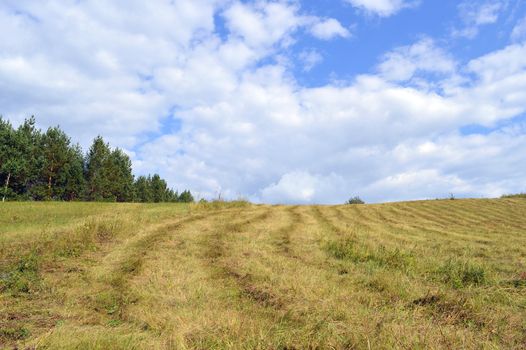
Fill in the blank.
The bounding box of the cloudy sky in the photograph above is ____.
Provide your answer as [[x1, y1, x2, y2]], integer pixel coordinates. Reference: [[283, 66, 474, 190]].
[[1, 0, 526, 203]]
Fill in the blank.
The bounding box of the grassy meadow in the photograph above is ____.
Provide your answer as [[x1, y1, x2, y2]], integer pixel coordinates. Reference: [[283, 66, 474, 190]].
[[1, 199, 526, 349]]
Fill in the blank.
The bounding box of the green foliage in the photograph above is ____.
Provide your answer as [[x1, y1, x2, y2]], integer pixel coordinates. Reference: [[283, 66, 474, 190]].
[[0, 251, 41, 295], [437, 258, 488, 288], [0, 116, 187, 203], [134, 175, 152, 203], [178, 190, 194, 203], [0, 327, 31, 341], [501, 193, 526, 199], [326, 238, 414, 270], [346, 196, 365, 205]]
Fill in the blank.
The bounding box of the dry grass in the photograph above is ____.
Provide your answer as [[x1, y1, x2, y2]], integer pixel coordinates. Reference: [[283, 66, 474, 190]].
[[1, 198, 526, 349]]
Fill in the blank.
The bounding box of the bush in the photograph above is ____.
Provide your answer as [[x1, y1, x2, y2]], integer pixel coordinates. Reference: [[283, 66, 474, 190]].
[[346, 196, 364, 205]]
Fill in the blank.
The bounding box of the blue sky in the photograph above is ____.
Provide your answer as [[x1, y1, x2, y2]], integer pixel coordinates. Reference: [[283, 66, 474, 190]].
[[1, 0, 526, 203]]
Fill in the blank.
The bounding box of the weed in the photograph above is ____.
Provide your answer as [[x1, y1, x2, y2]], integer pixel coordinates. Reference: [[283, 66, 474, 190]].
[[0, 251, 41, 295], [326, 239, 414, 270], [437, 258, 488, 288], [0, 327, 31, 341]]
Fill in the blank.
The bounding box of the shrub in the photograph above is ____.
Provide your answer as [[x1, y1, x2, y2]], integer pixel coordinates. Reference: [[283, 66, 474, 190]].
[[346, 196, 365, 205]]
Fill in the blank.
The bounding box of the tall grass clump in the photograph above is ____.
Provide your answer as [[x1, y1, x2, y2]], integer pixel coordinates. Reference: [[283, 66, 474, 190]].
[[326, 239, 414, 271], [0, 251, 41, 295], [51, 218, 124, 258], [437, 258, 488, 288]]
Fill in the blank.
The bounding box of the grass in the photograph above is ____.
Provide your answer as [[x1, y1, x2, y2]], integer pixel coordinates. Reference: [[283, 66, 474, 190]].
[[1, 198, 526, 349]]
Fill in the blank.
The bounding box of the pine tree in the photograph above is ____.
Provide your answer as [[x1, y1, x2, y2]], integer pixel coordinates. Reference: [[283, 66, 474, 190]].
[[108, 148, 134, 202], [85, 136, 112, 201], [150, 174, 167, 203], [1, 116, 190, 203], [38, 126, 72, 199], [0, 117, 15, 201], [134, 175, 152, 203], [63, 144, 86, 201], [178, 190, 194, 203], [0, 117, 41, 200]]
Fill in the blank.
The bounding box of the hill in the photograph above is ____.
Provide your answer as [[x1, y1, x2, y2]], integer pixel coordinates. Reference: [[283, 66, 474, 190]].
[[1, 199, 526, 349]]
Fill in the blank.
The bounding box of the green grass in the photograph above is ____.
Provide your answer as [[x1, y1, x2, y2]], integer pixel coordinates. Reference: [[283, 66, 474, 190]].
[[1, 198, 526, 349]]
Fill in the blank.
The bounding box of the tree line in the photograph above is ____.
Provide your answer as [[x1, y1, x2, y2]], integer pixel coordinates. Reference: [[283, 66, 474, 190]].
[[0, 116, 193, 203]]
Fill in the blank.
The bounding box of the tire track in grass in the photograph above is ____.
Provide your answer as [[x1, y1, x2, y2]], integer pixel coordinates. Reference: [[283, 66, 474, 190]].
[[334, 206, 417, 247], [386, 203, 483, 244], [185, 207, 311, 347], [315, 206, 496, 344], [454, 200, 526, 230], [87, 209, 231, 323], [271, 206, 301, 257], [204, 205, 364, 348], [417, 200, 485, 227], [310, 206, 349, 237], [203, 208, 280, 309]]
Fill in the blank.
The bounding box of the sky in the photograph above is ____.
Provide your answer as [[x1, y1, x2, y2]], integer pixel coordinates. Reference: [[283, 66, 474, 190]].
[[1, 0, 526, 204]]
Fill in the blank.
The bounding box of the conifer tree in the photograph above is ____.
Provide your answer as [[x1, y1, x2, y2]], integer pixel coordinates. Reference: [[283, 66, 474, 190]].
[[178, 190, 194, 203], [150, 174, 167, 203], [38, 126, 72, 199], [85, 136, 112, 201], [134, 175, 152, 203], [0, 117, 15, 201], [108, 148, 134, 202], [63, 144, 86, 201]]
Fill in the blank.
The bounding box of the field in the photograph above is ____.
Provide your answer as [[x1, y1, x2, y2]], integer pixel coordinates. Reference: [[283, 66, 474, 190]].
[[1, 199, 526, 349]]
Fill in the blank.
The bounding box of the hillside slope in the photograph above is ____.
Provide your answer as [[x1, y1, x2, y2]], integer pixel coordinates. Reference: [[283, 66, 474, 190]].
[[1, 199, 526, 349]]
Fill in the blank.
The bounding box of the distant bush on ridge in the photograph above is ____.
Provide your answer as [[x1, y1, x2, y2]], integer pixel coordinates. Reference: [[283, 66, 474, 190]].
[[346, 196, 365, 205]]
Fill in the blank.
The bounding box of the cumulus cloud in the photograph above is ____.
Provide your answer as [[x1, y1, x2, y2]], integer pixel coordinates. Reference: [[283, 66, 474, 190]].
[[453, 1, 504, 39], [1, 0, 526, 203], [298, 49, 323, 71], [309, 18, 350, 40], [377, 38, 456, 82], [259, 171, 347, 204], [344, 0, 418, 17], [511, 16, 526, 42], [223, 1, 301, 49]]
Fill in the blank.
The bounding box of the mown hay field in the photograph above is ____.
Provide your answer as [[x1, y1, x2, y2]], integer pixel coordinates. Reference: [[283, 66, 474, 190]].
[[1, 199, 526, 349]]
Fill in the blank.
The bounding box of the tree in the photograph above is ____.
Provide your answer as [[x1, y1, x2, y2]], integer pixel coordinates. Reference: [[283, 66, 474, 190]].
[[62, 144, 86, 201], [0, 117, 15, 201], [1, 116, 190, 203], [0, 117, 41, 201], [178, 190, 194, 203], [107, 148, 134, 202], [150, 174, 168, 203], [134, 175, 152, 203], [38, 126, 72, 199], [85, 136, 112, 201]]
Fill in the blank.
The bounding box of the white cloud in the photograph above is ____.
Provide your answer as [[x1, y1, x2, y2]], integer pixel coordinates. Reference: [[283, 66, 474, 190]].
[[2, 1, 526, 204], [344, 0, 418, 17], [298, 49, 323, 71], [309, 18, 350, 40], [453, 1, 504, 39], [259, 171, 347, 204], [377, 38, 456, 82], [223, 1, 301, 49], [511, 16, 526, 42]]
